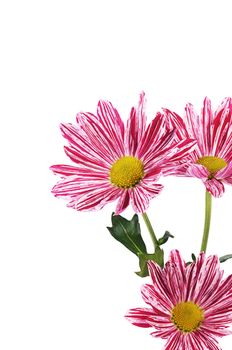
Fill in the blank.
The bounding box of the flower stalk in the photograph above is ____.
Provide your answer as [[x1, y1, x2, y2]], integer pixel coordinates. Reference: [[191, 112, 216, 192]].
[[142, 212, 159, 252], [200, 190, 212, 253]]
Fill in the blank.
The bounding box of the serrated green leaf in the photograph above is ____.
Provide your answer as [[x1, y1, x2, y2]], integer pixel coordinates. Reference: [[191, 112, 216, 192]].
[[158, 231, 174, 246], [219, 254, 232, 263], [107, 213, 147, 256]]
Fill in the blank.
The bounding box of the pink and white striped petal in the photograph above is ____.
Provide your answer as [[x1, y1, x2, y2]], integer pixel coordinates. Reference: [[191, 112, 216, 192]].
[[52, 177, 111, 197], [216, 161, 232, 179], [125, 308, 155, 328], [130, 182, 163, 214], [97, 100, 125, 156], [50, 164, 79, 178], [67, 186, 122, 211], [204, 178, 225, 197], [201, 97, 213, 155], [162, 108, 189, 140], [76, 110, 125, 161], [141, 283, 173, 314], [115, 191, 130, 215], [186, 163, 209, 179], [125, 91, 147, 155], [61, 123, 115, 167], [212, 97, 232, 156]]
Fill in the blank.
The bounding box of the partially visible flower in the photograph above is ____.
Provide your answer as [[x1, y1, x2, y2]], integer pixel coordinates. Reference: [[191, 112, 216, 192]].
[[50, 93, 195, 214], [163, 97, 232, 197], [126, 250, 232, 350]]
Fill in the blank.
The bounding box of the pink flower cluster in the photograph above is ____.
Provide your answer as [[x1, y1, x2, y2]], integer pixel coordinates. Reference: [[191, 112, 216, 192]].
[[50, 93, 232, 350], [50, 93, 232, 214]]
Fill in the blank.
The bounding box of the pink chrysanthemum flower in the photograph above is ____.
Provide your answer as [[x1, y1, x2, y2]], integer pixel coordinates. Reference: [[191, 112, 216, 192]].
[[50, 93, 195, 214], [126, 250, 232, 350], [163, 97, 232, 197]]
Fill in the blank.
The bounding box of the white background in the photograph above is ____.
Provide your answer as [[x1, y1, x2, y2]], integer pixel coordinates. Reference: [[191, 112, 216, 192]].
[[1, 0, 232, 349]]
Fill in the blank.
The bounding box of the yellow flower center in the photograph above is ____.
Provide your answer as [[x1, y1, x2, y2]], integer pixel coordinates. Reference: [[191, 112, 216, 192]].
[[110, 156, 144, 189], [197, 156, 227, 174], [171, 301, 204, 333]]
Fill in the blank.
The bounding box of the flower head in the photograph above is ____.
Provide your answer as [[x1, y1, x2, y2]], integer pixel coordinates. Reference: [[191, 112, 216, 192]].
[[126, 250, 232, 350], [163, 97, 232, 197], [50, 93, 195, 214]]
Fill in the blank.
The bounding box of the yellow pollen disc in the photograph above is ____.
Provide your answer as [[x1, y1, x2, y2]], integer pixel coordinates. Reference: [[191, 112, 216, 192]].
[[197, 156, 227, 174], [171, 301, 204, 333], [110, 156, 144, 189]]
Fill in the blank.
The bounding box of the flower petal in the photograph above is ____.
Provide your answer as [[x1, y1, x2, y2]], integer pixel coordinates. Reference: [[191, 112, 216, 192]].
[[204, 274, 232, 309], [193, 330, 221, 350], [169, 250, 186, 275], [164, 250, 187, 303], [137, 112, 167, 160], [125, 91, 147, 155], [185, 102, 206, 156], [125, 307, 155, 328], [186, 163, 209, 179], [129, 182, 163, 214], [97, 100, 125, 156], [162, 108, 188, 140], [162, 332, 182, 350], [51, 176, 109, 197], [184, 103, 200, 136], [212, 97, 232, 157], [216, 161, 232, 179], [204, 178, 225, 197], [155, 143, 196, 176], [201, 323, 232, 337], [150, 324, 177, 340], [185, 253, 205, 301], [114, 190, 130, 215], [64, 145, 110, 171], [222, 177, 232, 185], [201, 97, 213, 154], [50, 164, 79, 178], [76, 111, 125, 161], [147, 261, 174, 307], [51, 176, 122, 211], [163, 138, 197, 164], [60, 123, 115, 167], [141, 283, 173, 314], [192, 255, 223, 307], [68, 188, 122, 211], [129, 186, 149, 214]]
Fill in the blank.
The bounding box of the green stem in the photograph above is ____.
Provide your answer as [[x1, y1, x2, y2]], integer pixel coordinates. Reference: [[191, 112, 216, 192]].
[[200, 190, 212, 253], [142, 212, 159, 252]]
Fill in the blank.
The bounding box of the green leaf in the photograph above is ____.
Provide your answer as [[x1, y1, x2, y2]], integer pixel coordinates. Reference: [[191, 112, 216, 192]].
[[107, 213, 147, 256], [135, 248, 164, 277], [153, 247, 164, 268], [158, 231, 174, 246], [135, 253, 150, 277], [219, 254, 232, 263], [186, 253, 197, 266]]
